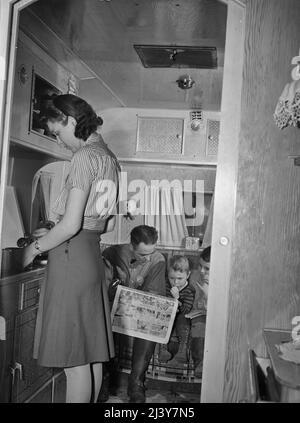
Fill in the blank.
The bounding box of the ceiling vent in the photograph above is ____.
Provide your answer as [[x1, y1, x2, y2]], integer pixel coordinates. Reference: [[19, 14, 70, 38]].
[[134, 45, 217, 69]]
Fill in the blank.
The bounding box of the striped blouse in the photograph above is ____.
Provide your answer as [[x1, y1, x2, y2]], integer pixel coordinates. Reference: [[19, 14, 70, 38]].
[[52, 132, 121, 231]]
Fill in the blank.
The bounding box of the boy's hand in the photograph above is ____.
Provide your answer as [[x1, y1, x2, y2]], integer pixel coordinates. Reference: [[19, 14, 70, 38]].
[[170, 286, 179, 300]]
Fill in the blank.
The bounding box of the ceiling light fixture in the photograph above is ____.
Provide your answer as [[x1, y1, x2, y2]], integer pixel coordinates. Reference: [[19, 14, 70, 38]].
[[176, 75, 195, 90]]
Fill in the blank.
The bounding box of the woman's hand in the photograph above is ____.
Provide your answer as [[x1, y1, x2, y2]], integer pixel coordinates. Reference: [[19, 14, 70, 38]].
[[22, 243, 38, 269], [22, 228, 49, 269]]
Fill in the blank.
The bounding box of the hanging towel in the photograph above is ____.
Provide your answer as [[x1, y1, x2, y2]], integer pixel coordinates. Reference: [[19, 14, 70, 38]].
[[274, 79, 300, 129], [30, 161, 70, 231]]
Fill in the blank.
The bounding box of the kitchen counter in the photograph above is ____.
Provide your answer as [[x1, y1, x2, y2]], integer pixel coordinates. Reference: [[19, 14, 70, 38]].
[[0, 264, 46, 284]]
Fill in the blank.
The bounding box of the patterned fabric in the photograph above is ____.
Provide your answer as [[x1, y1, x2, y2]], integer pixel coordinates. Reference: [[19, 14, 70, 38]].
[[53, 132, 121, 230], [166, 281, 195, 315], [274, 80, 300, 129]]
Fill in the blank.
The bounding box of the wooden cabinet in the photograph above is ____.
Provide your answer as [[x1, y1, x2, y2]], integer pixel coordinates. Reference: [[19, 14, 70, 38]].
[[0, 324, 14, 403], [0, 268, 66, 403], [26, 371, 66, 403], [26, 380, 53, 403], [0, 271, 20, 403], [12, 307, 53, 403], [10, 31, 72, 160]]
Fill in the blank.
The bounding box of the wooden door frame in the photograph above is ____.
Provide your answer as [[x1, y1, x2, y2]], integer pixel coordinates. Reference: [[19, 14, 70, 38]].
[[0, 0, 37, 267], [200, 0, 246, 402]]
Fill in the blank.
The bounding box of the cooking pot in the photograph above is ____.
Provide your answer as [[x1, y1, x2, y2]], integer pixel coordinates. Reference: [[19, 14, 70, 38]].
[[1, 247, 24, 277]]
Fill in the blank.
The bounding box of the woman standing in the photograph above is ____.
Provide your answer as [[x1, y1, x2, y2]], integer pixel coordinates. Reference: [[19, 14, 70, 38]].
[[23, 94, 120, 403]]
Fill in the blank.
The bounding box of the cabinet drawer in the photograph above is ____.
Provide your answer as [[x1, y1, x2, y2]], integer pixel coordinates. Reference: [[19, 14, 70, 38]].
[[19, 278, 42, 311], [0, 269, 45, 317], [13, 308, 53, 403]]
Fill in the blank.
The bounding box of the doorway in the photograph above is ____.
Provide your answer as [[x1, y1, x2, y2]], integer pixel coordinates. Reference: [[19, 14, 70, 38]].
[[0, 0, 246, 403]]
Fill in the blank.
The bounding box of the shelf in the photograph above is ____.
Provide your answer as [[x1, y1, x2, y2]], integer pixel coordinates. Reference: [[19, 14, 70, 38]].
[[31, 128, 56, 141], [119, 157, 217, 168]]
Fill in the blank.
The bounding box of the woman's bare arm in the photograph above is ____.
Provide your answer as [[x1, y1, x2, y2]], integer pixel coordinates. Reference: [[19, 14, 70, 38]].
[[23, 187, 89, 267]]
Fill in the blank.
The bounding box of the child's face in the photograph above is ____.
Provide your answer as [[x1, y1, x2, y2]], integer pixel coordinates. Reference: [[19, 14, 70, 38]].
[[199, 258, 210, 284], [168, 269, 190, 291]]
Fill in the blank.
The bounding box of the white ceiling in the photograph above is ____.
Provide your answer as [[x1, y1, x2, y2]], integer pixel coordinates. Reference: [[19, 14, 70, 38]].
[[26, 0, 228, 110]]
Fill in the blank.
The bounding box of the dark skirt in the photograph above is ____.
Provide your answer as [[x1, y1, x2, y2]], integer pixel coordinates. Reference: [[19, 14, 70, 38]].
[[33, 230, 115, 368]]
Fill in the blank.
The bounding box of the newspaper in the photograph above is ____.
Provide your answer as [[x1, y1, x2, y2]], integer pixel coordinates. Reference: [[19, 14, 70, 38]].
[[111, 285, 178, 344]]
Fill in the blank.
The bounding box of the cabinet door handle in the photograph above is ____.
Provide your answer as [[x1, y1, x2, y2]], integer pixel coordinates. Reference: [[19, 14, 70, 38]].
[[19, 283, 25, 311], [10, 362, 23, 381]]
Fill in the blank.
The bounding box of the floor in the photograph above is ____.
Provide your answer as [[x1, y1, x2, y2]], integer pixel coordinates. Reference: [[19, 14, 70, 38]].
[[99, 341, 202, 403], [100, 371, 201, 404], [104, 388, 201, 404]]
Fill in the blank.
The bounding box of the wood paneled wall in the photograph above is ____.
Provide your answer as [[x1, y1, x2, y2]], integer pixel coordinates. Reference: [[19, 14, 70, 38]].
[[224, 0, 300, 402]]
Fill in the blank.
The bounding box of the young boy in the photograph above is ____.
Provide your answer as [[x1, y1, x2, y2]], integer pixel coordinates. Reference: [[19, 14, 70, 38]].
[[159, 255, 195, 366], [189, 246, 210, 377]]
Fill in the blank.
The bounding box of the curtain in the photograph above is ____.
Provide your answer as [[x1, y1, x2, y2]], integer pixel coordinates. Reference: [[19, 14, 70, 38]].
[[202, 191, 214, 248], [144, 184, 188, 248]]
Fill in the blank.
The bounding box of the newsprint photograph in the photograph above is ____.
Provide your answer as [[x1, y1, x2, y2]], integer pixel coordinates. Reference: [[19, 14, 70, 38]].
[[1, 0, 300, 413]]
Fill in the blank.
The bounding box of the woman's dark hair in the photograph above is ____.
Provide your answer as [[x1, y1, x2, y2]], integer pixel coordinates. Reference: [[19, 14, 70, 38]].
[[40, 94, 103, 141], [130, 225, 158, 247], [200, 246, 211, 263]]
